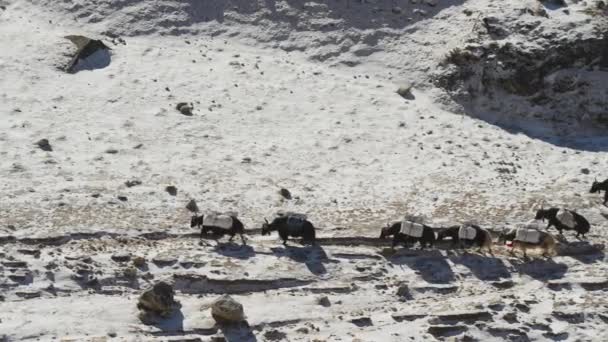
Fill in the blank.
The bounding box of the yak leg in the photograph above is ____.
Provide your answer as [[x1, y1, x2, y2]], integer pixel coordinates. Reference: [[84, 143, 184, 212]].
[[240, 233, 247, 245], [604, 192, 608, 206]]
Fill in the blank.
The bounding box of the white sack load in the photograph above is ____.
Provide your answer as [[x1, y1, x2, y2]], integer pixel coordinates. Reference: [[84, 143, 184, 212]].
[[556, 209, 576, 229], [458, 225, 477, 240], [521, 220, 543, 230], [400, 221, 424, 238], [203, 214, 233, 229], [515, 228, 541, 244]]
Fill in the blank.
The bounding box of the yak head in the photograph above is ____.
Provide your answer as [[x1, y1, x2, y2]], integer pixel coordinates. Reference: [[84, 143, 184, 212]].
[[261, 218, 271, 235], [379, 222, 392, 239], [190, 215, 202, 228], [534, 209, 546, 221], [590, 178, 601, 193]]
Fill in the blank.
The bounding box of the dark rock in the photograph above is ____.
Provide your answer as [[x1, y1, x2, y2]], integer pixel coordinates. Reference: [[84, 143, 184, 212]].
[[111, 253, 131, 262], [165, 186, 178, 196], [125, 180, 142, 187], [105, 149, 119, 154], [392, 313, 428, 322], [581, 168, 590, 175], [349, 317, 373, 327], [117, 196, 128, 202], [396, 284, 412, 299], [503, 312, 518, 323], [176, 102, 194, 116], [432, 310, 493, 324], [552, 311, 585, 324], [137, 282, 180, 322], [263, 330, 287, 341], [36, 139, 53, 152], [279, 188, 292, 200], [186, 199, 199, 213], [427, 325, 467, 337], [211, 295, 246, 323], [132, 256, 146, 267], [491, 280, 515, 289], [317, 296, 331, 307], [91, 193, 101, 198]]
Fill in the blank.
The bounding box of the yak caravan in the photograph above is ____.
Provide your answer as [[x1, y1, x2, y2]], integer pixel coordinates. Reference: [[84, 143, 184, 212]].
[[2, 0, 608, 340]]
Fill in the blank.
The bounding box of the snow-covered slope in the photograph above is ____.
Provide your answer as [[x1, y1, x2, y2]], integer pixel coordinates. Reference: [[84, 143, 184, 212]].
[[1, 0, 607, 341]]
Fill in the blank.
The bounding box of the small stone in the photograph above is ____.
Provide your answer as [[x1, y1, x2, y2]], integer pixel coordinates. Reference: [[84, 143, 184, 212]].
[[396, 284, 412, 299], [125, 180, 142, 187], [105, 149, 119, 154], [138, 282, 179, 323], [132, 256, 146, 267], [581, 168, 590, 175], [211, 295, 246, 323], [117, 196, 128, 202], [396, 84, 414, 100], [186, 199, 199, 213], [242, 157, 252, 164], [165, 186, 177, 196], [424, 0, 438, 6], [279, 188, 292, 200], [317, 296, 331, 307], [350, 317, 373, 327], [176, 102, 194, 116], [36, 139, 53, 152], [392, 6, 402, 14], [263, 330, 287, 341], [111, 253, 131, 262]]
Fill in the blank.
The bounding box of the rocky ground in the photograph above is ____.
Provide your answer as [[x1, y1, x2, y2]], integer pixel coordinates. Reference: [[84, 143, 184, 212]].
[[1, 0, 608, 341]]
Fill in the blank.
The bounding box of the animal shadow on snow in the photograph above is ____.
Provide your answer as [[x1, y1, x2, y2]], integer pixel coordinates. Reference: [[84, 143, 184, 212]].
[[563, 240, 606, 264], [387, 250, 455, 284], [469, 111, 608, 151], [212, 242, 256, 260], [270, 245, 329, 276], [511, 259, 568, 281], [149, 307, 185, 334], [219, 322, 257, 342], [450, 253, 511, 281]]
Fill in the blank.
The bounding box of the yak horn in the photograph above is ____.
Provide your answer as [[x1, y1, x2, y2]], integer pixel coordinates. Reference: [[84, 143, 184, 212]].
[[264, 218, 269, 224]]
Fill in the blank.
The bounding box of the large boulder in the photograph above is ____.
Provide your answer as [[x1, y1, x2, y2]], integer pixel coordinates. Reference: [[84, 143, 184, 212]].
[[137, 282, 179, 323], [211, 295, 246, 324]]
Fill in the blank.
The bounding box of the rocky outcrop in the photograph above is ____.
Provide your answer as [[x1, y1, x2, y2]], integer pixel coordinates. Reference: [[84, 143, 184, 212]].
[[211, 295, 246, 324], [137, 282, 180, 323], [433, 3, 608, 134]]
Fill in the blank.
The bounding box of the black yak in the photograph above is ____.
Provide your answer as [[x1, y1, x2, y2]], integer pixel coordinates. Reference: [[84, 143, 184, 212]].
[[191, 213, 246, 244], [379, 221, 435, 249], [590, 178, 608, 205], [261, 215, 316, 245], [535, 208, 590, 239]]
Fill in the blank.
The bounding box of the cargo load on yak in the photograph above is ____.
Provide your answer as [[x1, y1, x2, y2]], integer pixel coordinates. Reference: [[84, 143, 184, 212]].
[[514, 228, 541, 244], [556, 209, 576, 229], [203, 213, 234, 229], [400, 220, 424, 238], [458, 225, 477, 240]]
